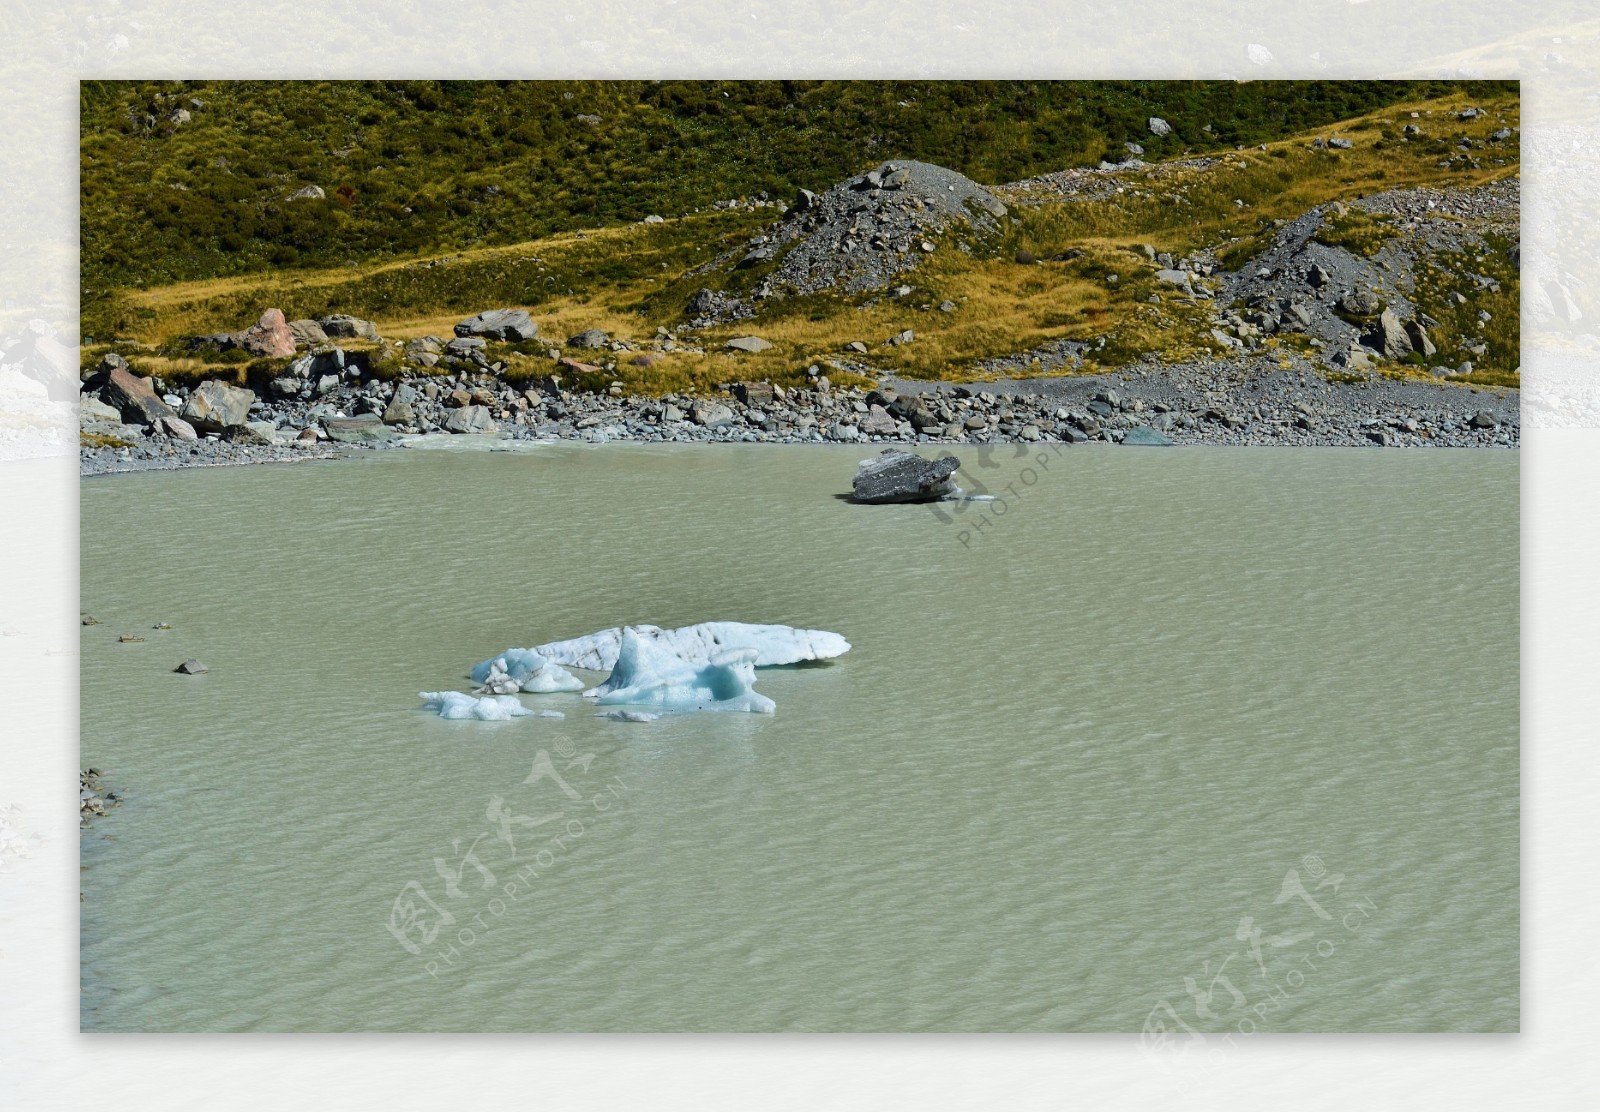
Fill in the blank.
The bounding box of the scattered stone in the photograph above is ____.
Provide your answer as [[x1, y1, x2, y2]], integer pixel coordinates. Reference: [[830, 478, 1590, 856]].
[[118, 634, 144, 643], [725, 336, 773, 353], [289, 184, 326, 201], [1148, 117, 1172, 136]]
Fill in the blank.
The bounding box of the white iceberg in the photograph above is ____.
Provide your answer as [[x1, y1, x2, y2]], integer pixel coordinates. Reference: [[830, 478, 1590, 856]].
[[532, 621, 850, 672], [468, 648, 586, 693], [588, 628, 776, 714], [420, 691, 533, 721]]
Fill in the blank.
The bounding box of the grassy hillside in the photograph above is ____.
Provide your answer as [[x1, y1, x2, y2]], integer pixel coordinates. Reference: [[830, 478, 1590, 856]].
[[81, 78, 1514, 302], [87, 85, 1519, 396]]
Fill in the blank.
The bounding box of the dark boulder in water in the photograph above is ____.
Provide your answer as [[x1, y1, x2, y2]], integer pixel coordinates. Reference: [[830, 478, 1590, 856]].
[[851, 449, 961, 503]]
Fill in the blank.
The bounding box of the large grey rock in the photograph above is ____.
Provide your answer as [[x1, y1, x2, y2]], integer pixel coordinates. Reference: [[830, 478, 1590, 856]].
[[851, 450, 961, 504], [1404, 319, 1437, 358], [318, 314, 381, 341], [153, 414, 199, 440], [79, 395, 124, 424], [724, 336, 773, 353], [288, 319, 329, 347], [1154, 269, 1193, 292], [1372, 308, 1411, 359], [1148, 117, 1172, 137], [444, 405, 497, 434], [731, 381, 774, 407], [324, 415, 399, 443], [290, 184, 326, 200], [690, 400, 734, 428], [455, 308, 537, 342], [381, 399, 415, 425], [566, 328, 610, 349], [104, 367, 176, 426], [860, 404, 898, 436], [182, 380, 256, 432]]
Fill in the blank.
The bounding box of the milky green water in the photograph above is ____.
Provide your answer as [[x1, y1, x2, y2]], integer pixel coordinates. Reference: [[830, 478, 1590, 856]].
[[79, 443, 1518, 1032]]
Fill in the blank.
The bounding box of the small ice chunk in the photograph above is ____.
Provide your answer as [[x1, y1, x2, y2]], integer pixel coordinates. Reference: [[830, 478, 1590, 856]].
[[534, 621, 850, 672], [601, 709, 659, 722], [537, 710, 566, 719], [589, 628, 776, 714], [468, 648, 585, 693], [420, 691, 532, 721]]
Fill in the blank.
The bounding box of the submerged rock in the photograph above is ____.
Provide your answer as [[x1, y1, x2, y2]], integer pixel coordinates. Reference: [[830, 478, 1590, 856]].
[[851, 449, 961, 503], [174, 659, 207, 674], [1121, 426, 1174, 446], [601, 709, 660, 722]]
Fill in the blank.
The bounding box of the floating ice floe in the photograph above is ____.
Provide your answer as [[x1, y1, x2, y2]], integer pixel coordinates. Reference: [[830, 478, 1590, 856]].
[[531, 621, 850, 672], [420, 691, 533, 721], [468, 648, 586, 693], [588, 628, 776, 714]]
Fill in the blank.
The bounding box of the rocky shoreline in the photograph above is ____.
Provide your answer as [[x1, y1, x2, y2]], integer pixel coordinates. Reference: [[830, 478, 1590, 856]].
[[80, 348, 1516, 477]]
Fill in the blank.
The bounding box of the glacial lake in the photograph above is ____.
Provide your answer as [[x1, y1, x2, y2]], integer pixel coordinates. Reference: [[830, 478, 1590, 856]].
[[79, 442, 1519, 1032]]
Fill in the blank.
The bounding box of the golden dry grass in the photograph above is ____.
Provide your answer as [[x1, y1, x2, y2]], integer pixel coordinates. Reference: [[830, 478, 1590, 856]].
[[95, 90, 1520, 392]]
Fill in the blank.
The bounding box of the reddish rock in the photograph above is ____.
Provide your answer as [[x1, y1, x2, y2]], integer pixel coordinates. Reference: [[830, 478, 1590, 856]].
[[446, 388, 472, 408], [103, 366, 176, 426], [238, 308, 296, 358], [630, 354, 662, 368], [556, 356, 601, 376]]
